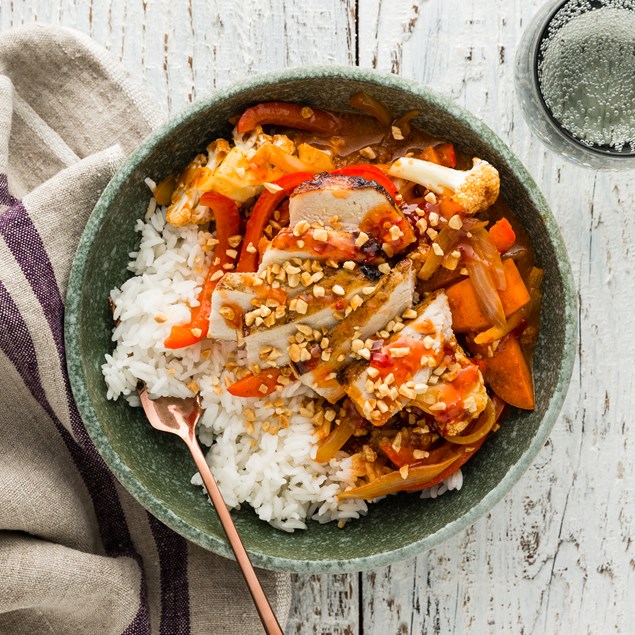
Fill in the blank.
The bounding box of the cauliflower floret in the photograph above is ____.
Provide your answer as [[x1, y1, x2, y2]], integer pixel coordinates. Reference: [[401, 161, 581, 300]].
[[388, 156, 500, 215]]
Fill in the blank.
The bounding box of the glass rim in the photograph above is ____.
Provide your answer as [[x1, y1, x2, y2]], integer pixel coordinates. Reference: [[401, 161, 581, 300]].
[[531, 0, 635, 159]]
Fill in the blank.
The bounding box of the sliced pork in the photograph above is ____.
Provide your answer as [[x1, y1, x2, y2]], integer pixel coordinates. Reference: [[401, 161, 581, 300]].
[[243, 267, 382, 367], [339, 290, 454, 426], [294, 260, 416, 403]]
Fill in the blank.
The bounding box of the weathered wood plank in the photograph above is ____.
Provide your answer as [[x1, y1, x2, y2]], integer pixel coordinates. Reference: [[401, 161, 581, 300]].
[[0, 1, 359, 633], [3, 1, 633, 633], [359, 1, 635, 633], [287, 573, 359, 635]]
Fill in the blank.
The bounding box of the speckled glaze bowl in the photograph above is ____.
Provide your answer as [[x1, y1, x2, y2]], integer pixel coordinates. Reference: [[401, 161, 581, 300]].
[[65, 67, 576, 573]]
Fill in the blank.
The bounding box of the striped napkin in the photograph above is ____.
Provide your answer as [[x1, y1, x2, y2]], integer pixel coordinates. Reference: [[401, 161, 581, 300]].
[[0, 25, 291, 635]]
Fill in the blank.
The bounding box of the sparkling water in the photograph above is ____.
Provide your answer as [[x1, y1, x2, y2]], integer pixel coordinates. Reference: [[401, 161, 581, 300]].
[[537, 0, 635, 154]]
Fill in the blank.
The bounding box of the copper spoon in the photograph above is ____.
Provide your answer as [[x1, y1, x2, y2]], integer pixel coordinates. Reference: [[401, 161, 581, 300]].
[[138, 384, 283, 635]]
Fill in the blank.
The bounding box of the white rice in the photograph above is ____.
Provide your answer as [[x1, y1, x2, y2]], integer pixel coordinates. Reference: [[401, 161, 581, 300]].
[[102, 204, 462, 531]]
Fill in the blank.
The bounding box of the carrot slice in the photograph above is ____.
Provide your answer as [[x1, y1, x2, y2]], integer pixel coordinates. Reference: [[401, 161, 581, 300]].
[[445, 259, 530, 332], [420, 146, 441, 164], [434, 143, 457, 168], [489, 218, 516, 253], [227, 368, 293, 398], [479, 334, 535, 410]]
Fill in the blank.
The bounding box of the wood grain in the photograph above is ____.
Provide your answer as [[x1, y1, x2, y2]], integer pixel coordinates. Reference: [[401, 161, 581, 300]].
[[2, 0, 633, 632]]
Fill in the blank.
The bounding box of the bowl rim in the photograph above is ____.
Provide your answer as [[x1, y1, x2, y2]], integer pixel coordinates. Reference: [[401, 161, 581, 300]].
[[65, 65, 578, 573]]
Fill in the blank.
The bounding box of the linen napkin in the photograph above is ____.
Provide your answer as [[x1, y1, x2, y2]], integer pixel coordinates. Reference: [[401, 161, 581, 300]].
[[0, 24, 291, 635]]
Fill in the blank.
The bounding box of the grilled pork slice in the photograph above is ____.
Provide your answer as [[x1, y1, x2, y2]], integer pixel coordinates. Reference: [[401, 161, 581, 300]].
[[340, 291, 454, 426], [258, 226, 383, 271], [288, 173, 416, 255], [294, 260, 416, 403], [412, 342, 488, 436], [243, 268, 380, 367], [289, 173, 395, 228], [208, 272, 290, 341]]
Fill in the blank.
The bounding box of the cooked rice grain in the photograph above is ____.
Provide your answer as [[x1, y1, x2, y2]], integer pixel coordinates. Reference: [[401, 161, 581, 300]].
[[102, 206, 461, 531]]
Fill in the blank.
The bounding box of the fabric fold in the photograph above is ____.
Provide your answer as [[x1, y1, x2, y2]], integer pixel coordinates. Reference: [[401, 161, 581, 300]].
[[0, 24, 291, 635]]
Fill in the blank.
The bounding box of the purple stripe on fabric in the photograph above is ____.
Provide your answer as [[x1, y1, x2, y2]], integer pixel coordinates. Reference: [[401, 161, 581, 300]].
[[0, 199, 66, 359], [123, 574, 152, 635], [0, 184, 190, 634], [0, 279, 136, 548], [0, 280, 151, 635], [148, 514, 191, 635], [0, 198, 90, 449]]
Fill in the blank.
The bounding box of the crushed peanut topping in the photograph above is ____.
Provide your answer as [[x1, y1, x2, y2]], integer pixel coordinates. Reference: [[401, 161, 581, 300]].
[[359, 146, 377, 159], [355, 232, 369, 247], [186, 380, 199, 394], [426, 228, 438, 241], [295, 298, 308, 314], [263, 182, 284, 194], [389, 225, 404, 241], [448, 214, 463, 230], [391, 125, 405, 141], [294, 220, 310, 236]]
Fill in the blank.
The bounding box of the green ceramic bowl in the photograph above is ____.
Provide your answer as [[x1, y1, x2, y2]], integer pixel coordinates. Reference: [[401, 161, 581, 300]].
[[65, 67, 576, 573]]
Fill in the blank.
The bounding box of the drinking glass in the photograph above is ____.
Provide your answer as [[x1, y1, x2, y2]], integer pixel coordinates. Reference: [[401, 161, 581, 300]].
[[515, 0, 635, 169]]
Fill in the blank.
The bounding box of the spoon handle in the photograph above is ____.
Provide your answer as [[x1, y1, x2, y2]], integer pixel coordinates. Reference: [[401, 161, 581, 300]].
[[186, 437, 284, 635]]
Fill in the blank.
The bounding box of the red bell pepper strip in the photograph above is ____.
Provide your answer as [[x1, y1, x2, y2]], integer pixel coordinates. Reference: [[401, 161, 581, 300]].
[[236, 102, 341, 136], [236, 171, 313, 272], [489, 217, 516, 253], [330, 164, 399, 199], [227, 367, 293, 397], [164, 192, 241, 349]]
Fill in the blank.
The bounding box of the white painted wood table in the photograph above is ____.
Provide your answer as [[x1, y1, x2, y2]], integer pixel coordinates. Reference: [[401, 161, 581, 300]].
[[4, 1, 632, 632]]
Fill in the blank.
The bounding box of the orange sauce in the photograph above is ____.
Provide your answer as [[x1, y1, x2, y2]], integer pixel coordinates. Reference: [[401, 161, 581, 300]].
[[255, 285, 287, 306], [271, 229, 381, 263], [359, 205, 416, 254], [222, 302, 243, 330], [370, 336, 435, 385], [433, 365, 481, 423]]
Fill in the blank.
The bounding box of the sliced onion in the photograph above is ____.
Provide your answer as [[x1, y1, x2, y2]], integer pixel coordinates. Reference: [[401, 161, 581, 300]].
[[349, 91, 393, 127], [418, 226, 462, 280], [470, 227, 507, 291], [394, 109, 421, 137], [465, 257, 506, 329], [473, 311, 523, 345], [441, 398, 496, 445], [338, 454, 459, 500], [315, 418, 356, 463]]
